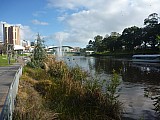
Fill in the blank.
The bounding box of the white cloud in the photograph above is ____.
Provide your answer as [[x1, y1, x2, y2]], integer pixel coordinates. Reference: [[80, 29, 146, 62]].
[[47, 0, 160, 47], [57, 13, 68, 22], [20, 25, 36, 41], [32, 19, 49, 25], [32, 11, 47, 17], [47, 0, 86, 9]]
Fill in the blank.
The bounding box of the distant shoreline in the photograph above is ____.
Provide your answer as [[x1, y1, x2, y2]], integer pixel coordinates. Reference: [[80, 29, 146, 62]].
[[87, 51, 160, 58]]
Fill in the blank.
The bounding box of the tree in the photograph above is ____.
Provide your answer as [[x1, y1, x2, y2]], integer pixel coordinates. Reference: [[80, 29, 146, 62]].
[[28, 33, 47, 68], [86, 40, 94, 51], [93, 35, 103, 52], [120, 26, 142, 51], [142, 13, 160, 50], [144, 13, 159, 27], [33, 34, 46, 61], [102, 32, 122, 52], [156, 35, 160, 50]]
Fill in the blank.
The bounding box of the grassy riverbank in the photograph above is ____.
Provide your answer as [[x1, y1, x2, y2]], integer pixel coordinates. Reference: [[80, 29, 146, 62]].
[[90, 50, 160, 58], [13, 55, 123, 120]]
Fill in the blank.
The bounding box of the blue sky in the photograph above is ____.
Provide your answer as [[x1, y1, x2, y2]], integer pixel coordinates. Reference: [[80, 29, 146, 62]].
[[0, 0, 160, 48]]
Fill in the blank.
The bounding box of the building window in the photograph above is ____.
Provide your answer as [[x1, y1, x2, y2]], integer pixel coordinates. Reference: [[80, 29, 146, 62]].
[[15, 32, 16, 39]]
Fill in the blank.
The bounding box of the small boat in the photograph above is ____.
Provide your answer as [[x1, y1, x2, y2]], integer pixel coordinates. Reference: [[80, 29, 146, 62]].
[[132, 54, 160, 63]]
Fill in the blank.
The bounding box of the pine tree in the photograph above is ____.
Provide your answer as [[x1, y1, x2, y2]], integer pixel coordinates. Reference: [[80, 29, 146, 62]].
[[28, 33, 47, 68]]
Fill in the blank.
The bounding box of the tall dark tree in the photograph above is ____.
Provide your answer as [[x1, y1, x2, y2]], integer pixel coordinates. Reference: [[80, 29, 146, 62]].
[[156, 35, 160, 50], [102, 32, 122, 52], [93, 35, 103, 52], [142, 13, 160, 50], [120, 26, 142, 51], [86, 40, 94, 50], [144, 13, 159, 27]]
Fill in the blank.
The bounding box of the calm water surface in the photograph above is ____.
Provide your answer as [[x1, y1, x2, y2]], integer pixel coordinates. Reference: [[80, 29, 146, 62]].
[[62, 56, 160, 120]]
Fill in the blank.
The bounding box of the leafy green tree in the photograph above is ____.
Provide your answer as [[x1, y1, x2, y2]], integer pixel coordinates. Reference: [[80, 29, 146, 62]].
[[144, 13, 159, 27], [86, 40, 94, 51], [84, 13, 160, 53], [28, 33, 47, 68], [120, 26, 142, 51], [93, 35, 103, 52], [102, 32, 122, 52], [156, 35, 160, 50], [142, 13, 160, 50], [102, 36, 115, 52], [141, 27, 150, 49]]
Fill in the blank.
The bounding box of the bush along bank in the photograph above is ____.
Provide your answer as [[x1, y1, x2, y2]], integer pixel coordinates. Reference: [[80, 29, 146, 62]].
[[13, 55, 123, 120]]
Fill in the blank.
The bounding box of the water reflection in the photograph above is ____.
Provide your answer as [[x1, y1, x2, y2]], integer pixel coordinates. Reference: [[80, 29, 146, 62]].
[[62, 56, 160, 119]]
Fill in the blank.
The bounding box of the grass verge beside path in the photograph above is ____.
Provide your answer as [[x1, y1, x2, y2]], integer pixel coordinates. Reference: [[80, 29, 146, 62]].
[[0, 55, 15, 66]]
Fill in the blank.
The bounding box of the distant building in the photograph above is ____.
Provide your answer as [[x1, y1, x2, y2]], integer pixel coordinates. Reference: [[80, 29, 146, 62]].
[[47, 45, 77, 55], [3, 24, 25, 51], [72, 47, 80, 52], [22, 40, 30, 47], [85, 50, 94, 55], [22, 40, 31, 52], [3, 24, 20, 45], [62, 46, 73, 52]]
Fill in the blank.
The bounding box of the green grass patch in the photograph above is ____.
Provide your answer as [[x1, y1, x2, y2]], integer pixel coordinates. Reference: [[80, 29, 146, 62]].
[[18, 53, 30, 57], [0, 55, 15, 66]]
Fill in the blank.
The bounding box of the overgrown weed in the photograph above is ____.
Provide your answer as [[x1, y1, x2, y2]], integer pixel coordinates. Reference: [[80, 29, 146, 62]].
[[14, 55, 123, 120], [13, 77, 57, 120]]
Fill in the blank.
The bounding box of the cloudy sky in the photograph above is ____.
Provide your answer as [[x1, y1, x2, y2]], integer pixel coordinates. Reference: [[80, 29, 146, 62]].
[[0, 0, 160, 48]]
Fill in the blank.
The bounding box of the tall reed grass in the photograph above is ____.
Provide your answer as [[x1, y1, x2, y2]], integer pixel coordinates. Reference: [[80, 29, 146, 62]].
[[14, 55, 123, 120], [44, 55, 123, 120], [13, 75, 57, 120]]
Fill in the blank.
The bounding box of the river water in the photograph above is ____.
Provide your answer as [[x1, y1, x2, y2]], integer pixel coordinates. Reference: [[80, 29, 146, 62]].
[[61, 56, 160, 120]]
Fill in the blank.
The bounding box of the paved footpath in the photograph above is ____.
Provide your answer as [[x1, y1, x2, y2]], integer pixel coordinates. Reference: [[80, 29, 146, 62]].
[[0, 63, 21, 113]]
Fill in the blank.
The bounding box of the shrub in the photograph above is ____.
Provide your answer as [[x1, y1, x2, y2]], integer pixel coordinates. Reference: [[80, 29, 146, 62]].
[[23, 66, 50, 81], [45, 58, 123, 120], [13, 79, 56, 120], [15, 55, 123, 120], [48, 60, 68, 80], [34, 80, 53, 96]]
